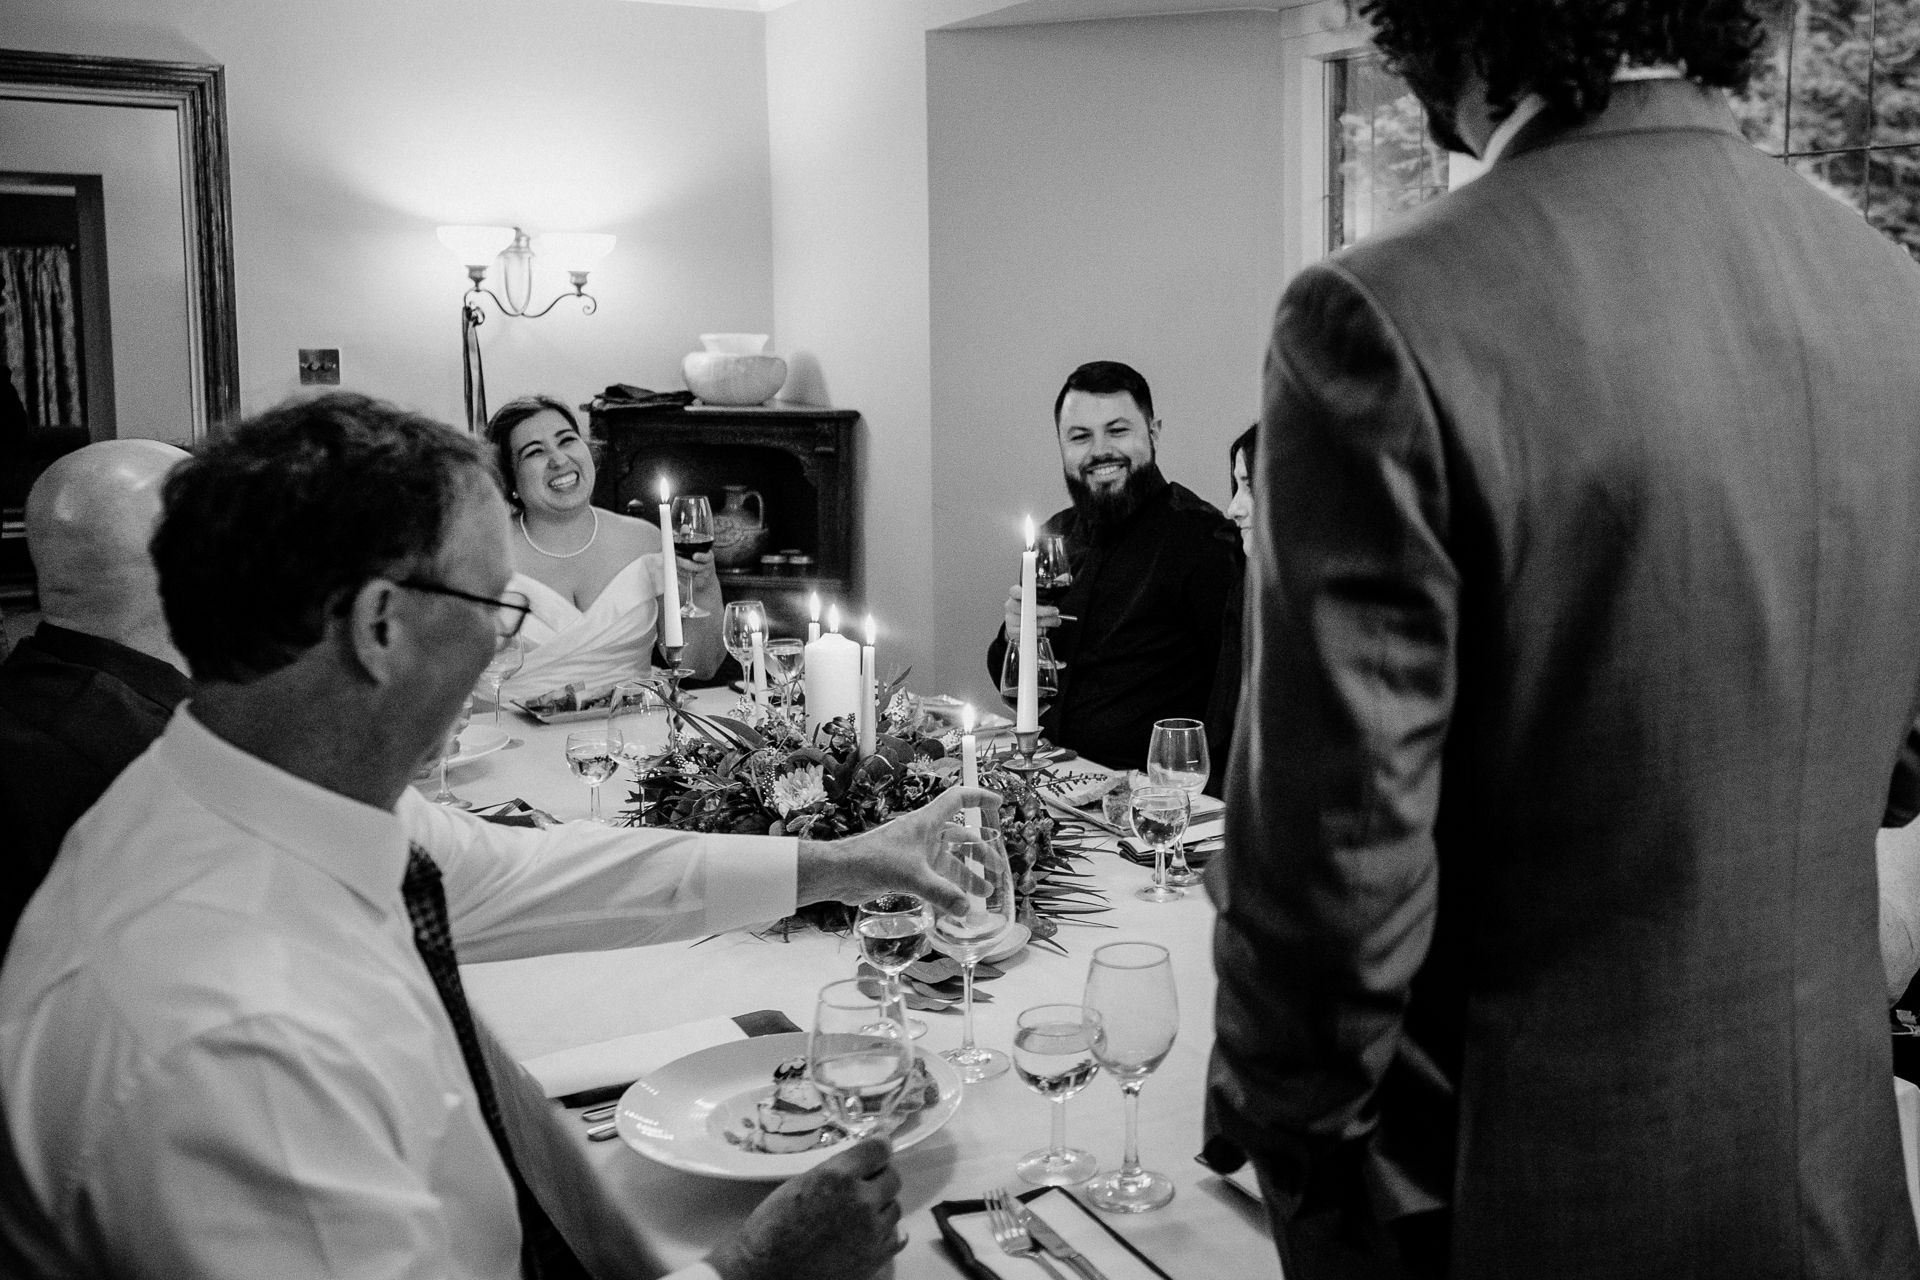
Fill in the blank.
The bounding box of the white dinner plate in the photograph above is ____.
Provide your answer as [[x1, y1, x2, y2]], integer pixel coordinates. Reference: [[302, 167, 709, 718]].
[[926, 921, 1030, 965], [446, 725, 511, 768], [614, 1031, 963, 1181]]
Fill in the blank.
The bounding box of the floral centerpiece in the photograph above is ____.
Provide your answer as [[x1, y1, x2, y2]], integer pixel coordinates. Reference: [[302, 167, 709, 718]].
[[620, 678, 1094, 952]]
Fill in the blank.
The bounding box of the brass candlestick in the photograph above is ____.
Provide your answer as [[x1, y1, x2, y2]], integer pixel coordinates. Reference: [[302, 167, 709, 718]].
[[1001, 727, 1051, 779]]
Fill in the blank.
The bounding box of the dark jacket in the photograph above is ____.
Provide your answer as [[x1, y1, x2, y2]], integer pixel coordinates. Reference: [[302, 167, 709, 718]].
[[1211, 81, 1920, 1278]]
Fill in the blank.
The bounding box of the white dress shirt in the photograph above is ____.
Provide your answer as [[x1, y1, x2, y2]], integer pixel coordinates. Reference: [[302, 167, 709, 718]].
[[0, 707, 795, 1279]]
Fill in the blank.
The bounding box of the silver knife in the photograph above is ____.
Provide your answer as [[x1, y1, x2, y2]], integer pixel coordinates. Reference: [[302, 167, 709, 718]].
[[1016, 1204, 1108, 1280]]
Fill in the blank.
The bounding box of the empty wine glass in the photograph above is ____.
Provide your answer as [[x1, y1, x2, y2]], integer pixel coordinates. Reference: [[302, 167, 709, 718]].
[[430, 698, 474, 809], [1012, 1003, 1101, 1186], [857, 894, 932, 1041], [1082, 941, 1179, 1213], [809, 978, 913, 1141], [932, 825, 1015, 1083], [480, 637, 524, 727], [608, 680, 660, 759], [723, 599, 766, 691], [1147, 718, 1209, 887], [670, 495, 713, 619], [764, 638, 806, 714], [1130, 785, 1190, 903], [565, 728, 623, 824]]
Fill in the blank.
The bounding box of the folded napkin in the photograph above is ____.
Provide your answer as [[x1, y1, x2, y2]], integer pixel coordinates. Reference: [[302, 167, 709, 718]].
[[528, 1010, 801, 1107], [936, 1187, 1172, 1280]]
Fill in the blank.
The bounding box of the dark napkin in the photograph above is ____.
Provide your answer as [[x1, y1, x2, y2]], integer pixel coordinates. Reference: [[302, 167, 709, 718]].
[[556, 1010, 802, 1109], [933, 1187, 1175, 1280]]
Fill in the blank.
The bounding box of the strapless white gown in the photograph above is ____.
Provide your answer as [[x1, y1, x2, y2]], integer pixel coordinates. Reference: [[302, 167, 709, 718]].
[[494, 554, 665, 704]]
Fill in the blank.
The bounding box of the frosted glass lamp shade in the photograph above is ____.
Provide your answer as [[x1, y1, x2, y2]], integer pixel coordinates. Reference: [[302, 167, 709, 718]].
[[534, 232, 617, 274], [436, 225, 516, 268]]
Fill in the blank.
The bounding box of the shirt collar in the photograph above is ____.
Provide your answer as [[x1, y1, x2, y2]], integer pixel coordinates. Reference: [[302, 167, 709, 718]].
[[154, 705, 411, 914], [1480, 65, 1689, 169]]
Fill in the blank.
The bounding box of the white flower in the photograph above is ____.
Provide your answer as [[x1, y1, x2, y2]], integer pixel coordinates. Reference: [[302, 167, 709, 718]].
[[771, 763, 828, 817]]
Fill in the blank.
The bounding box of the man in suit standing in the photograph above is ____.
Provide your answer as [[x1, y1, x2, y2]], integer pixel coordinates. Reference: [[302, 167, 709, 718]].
[[1209, 3, 1920, 1277]]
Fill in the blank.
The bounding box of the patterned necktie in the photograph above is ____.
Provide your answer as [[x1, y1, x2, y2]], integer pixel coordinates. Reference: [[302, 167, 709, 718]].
[[402, 845, 586, 1280]]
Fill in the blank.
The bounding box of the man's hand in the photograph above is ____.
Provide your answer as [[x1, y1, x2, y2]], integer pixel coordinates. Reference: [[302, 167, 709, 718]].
[[797, 786, 1000, 918], [707, 1137, 904, 1280], [1002, 582, 1062, 646]]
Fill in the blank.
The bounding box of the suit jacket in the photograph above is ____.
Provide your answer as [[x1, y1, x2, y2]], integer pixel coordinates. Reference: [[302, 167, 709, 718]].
[[1210, 81, 1920, 1278], [0, 624, 190, 957]]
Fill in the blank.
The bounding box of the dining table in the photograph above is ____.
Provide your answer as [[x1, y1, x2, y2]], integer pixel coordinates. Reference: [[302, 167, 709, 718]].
[[442, 688, 1279, 1280]]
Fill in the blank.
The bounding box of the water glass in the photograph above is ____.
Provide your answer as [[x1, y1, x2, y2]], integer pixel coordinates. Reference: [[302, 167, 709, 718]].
[[764, 638, 806, 713], [856, 894, 932, 1041], [1147, 718, 1209, 887], [722, 600, 765, 685], [932, 826, 1015, 1082], [431, 697, 474, 809], [565, 728, 623, 823], [1129, 785, 1190, 902], [1012, 1003, 1101, 1186], [1082, 941, 1179, 1213], [809, 978, 913, 1141], [480, 638, 524, 727]]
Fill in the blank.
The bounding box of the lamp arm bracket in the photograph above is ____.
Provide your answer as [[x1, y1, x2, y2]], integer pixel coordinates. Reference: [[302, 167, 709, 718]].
[[462, 285, 598, 321]]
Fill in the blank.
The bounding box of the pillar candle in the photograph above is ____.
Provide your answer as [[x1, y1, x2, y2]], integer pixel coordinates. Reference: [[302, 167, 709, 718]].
[[1017, 516, 1039, 732], [804, 604, 860, 739], [808, 592, 822, 644], [858, 614, 877, 758], [657, 477, 684, 649], [960, 703, 981, 829], [749, 614, 767, 705]]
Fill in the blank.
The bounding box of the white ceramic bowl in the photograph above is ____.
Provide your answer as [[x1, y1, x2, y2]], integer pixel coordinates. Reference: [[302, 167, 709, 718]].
[[699, 333, 770, 355], [683, 351, 788, 406]]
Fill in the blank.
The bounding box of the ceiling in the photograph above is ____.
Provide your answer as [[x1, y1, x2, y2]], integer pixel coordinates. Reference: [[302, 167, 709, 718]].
[[628, 0, 1324, 24]]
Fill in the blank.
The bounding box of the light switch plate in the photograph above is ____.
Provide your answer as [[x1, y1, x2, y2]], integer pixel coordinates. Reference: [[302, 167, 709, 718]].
[[299, 348, 340, 385]]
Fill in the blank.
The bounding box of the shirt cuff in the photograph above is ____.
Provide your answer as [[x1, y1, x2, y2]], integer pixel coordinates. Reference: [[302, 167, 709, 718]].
[[701, 833, 798, 932]]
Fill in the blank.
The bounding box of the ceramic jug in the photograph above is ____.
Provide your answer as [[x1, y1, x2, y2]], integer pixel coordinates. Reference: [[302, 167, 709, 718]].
[[711, 485, 769, 570]]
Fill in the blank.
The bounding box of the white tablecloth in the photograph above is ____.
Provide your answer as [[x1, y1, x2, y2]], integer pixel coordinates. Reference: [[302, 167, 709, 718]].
[[446, 693, 1278, 1279]]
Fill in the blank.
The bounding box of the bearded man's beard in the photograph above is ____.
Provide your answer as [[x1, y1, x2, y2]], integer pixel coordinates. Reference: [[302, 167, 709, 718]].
[[1065, 455, 1165, 537]]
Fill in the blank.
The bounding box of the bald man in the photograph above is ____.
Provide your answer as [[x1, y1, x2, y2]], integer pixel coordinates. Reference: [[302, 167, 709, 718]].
[[0, 440, 191, 953]]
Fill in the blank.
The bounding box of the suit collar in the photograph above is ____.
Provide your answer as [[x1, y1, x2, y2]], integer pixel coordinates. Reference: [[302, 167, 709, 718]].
[[21, 622, 191, 710], [1502, 79, 1743, 166]]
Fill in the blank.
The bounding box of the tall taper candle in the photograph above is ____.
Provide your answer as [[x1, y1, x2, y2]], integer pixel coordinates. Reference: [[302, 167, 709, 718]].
[[1017, 516, 1039, 732], [658, 478, 684, 649], [960, 703, 981, 829], [808, 592, 822, 644], [749, 611, 767, 705], [858, 614, 877, 757], [804, 604, 860, 739]]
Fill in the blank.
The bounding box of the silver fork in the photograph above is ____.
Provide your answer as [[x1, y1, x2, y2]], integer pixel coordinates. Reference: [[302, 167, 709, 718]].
[[985, 1187, 1068, 1279]]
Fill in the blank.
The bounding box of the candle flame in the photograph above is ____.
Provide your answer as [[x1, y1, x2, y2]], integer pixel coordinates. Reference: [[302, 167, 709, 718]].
[[808, 591, 821, 621], [827, 603, 841, 634], [1024, 515, 1035, 549], [962, 703, 975, 732], [864, 613, 876, 646], [659, 476, 670, 502]]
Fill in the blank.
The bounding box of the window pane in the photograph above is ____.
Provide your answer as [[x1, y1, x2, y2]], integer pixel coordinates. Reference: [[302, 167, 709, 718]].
[[1876, 0, 1920, 146], [1791, 0, 1876, 154], [1866, 143, 1920, 254], [1327, 51, 1450, 253], [1732, 18, 1791, 155]]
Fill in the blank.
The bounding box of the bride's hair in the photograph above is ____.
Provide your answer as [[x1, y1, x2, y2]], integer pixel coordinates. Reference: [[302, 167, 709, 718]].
[[485, 394, 597, 512]]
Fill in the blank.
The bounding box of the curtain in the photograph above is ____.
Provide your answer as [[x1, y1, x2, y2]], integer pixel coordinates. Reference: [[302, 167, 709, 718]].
[[0, 247, 83, 428]]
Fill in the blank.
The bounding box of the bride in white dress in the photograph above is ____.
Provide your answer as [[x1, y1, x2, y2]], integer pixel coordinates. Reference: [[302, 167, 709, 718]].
[[484, 395, 724, 704]]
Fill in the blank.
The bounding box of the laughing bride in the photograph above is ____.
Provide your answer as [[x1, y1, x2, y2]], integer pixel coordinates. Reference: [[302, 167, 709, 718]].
[[484, 395, 723, 704]]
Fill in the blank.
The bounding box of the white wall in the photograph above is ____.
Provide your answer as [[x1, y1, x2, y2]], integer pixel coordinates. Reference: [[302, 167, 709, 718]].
[[0, 99, 193, 442], [0, 0, 776, 428], [927, 11, 1288, 710]]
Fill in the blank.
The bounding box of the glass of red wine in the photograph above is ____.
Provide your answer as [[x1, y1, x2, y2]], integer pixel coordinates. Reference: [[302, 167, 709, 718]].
[[669, 495, 713, 619], [1033, 533, 1072, 607], [998, 633, 1061, 720]]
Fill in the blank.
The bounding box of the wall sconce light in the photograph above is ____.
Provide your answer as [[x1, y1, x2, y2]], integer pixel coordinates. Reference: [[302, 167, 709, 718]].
[[436, 224, 616, 433]]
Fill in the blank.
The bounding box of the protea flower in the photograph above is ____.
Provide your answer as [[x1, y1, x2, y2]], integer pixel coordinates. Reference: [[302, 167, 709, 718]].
[[771, 763, 828, 816]]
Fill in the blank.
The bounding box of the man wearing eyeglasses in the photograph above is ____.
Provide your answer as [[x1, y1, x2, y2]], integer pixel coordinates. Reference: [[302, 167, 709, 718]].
[[0, 393, 987, 1280]]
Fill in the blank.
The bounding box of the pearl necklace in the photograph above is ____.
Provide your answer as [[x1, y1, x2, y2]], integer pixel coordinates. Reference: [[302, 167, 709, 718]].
[[519, 507, 599, 559]]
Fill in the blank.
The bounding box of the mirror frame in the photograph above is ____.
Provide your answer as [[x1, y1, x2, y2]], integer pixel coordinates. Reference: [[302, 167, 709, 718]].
[[0, 48, 239, 438]]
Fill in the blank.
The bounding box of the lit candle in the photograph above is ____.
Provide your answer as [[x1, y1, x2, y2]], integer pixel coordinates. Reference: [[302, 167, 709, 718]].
[[749, 609, 767, 705], [858, 614, 877, 758], [658, 478, 684, 649], [804, 603, 860, 739], [808, 592, 822, 644], [960, 702, 981, 829], [1017, 516, 1038, 732]]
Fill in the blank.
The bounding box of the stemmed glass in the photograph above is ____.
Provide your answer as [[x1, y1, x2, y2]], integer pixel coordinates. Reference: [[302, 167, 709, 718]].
[[998, 634, 1061, 718], [932, 825, 1015, 1082], [670, 496, 713, 619], [808, 978, 913, 1141], [565, 728, 623, 824], [1012, 1003, 1101, 1186], [764, 638, 806, 717], [1033, 534, 1074, 665], [722, 600, 766, 693], [1129, 785, 1190, 902], [857, 894, 932, 1041], [608, 680, 660, 759], [430, 698, 474, 809], [1082, 941, 1179, 1213], [480, 637, 524, 727], [1147, 718, 1210, 887]]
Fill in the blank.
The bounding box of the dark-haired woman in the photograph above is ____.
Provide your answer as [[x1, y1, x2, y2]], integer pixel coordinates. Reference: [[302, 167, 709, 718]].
[[1203, 424, 1256, 799], [485, 395, 723, 701]]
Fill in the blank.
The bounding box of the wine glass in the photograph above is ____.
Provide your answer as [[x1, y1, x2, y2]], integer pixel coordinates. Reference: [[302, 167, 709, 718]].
[[722, 600, 766, 692], [608, 679, 660, 759], [764, 638, 806, 714], [1147, 718, 1209, 887], [480, 637, 524, 727], [1012, 1003, 1101, 1186], [1082, 941, 1179, 1213], [565, 728, 623, 824], [1129, 785, 1189, 903], [669, 495, 713, 619], [808, 978, 913, 1141], [997, 634, 1061, 720], [932, 825, 1015, 1082], [430, 698, 474, 809], [857, 894, 932, 1041], [1033, 534, 1073, 667]]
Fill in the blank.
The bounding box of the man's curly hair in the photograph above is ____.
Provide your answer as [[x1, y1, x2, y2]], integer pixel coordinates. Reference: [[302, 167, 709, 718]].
[[1357, 0, 1794, 128]]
